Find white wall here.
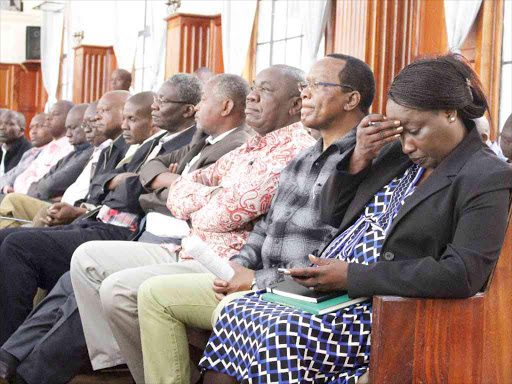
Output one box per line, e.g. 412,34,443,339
0,0,41,63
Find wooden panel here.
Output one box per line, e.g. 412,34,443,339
370,208,512,384
333,0,367,60
72,45,117,104
165,13,223,78
0,61,47,138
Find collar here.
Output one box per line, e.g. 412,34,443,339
245,122,304,150
73,142,91,152
141,129,165,145
207,127,237,145
93,139,112,154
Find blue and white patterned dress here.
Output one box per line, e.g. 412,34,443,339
199,165,424,383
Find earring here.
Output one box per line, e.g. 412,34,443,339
449,117,456,123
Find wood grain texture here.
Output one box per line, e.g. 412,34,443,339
72,45,117,104
0,61,47,137
370,208,512,384
164,13,223,78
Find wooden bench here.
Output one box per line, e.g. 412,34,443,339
369,208,512,384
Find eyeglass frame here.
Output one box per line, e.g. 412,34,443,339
298,80,355,93
153,94,193,106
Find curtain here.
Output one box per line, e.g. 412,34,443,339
221,0,258,75
41,10,64,111
112,0,145,71
444,0,483,53
294,0,331,69
147,1,168,91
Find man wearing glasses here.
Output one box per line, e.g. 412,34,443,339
0,77,200,351
134,54,377,383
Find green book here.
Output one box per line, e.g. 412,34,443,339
262,292,370,315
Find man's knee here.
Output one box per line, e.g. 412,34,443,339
70,241,99,279
99,272,138,319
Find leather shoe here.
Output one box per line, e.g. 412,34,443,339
0,349,18,384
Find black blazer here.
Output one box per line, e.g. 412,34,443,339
98,126,197,215
321,124,512,299
1,136,32,173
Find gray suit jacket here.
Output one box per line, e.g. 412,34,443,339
139,125,252,215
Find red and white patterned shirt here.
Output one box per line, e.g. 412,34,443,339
165,122,316,260
13,136,74,194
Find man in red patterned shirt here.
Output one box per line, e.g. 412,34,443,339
70,65,315,383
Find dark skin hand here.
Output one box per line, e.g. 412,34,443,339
107,172,138,190
149,163,179,190
41,202,87,226
288,254,349,292
212,261,255,301
349,114,403,174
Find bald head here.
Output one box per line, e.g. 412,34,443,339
122,91,159,145
500,113,512,160
96,91,131,140
47,100,75,139
111,69,132,91
30,113,52,147
474,116,491,144
65,104,89,146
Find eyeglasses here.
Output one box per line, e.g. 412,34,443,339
153,95,191,106
298,80,355,93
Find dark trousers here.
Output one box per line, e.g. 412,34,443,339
2,272,91,384
0,221,132,345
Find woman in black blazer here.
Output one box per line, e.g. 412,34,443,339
200,54,512,384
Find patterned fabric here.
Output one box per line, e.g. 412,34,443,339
166,123,315,260
0,147,42,190
231,129,357,289
96,205,139,231
200,165,423,384
13,136,73,194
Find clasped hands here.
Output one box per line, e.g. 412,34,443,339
212,255,349,301
41,202,86,226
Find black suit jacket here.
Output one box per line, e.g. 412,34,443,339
1,136,32,173
321,124,512,299
97,126,197,215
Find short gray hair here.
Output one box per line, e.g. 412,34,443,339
270,64,306,97
210,74,251,112
167,73,202,105
1,110,26,130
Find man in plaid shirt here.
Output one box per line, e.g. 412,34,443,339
134,54,378,383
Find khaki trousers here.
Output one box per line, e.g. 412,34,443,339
138,273,250,384
0,193,51,229
69,240,211,384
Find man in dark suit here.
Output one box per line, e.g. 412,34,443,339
0,75,201,350
0,74,248,384
0,110,32,176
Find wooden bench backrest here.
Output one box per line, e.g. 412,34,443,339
370,207,512,384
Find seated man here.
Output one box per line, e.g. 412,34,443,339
474,115,508,162
0,110,32,176
70,64,315,383
11,101,75,195
0,73,251,384
0,114,51,195
0,104,92,229
0,78,200,346
499,113,512,162
130,54,374,383
110,69,132,91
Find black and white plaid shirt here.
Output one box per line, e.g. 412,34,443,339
231,128,357,288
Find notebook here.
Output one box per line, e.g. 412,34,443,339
267,279,345,303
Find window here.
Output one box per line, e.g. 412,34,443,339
499,0,511,130
60,5,73,101
133,23,153,93
255,0,324,74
